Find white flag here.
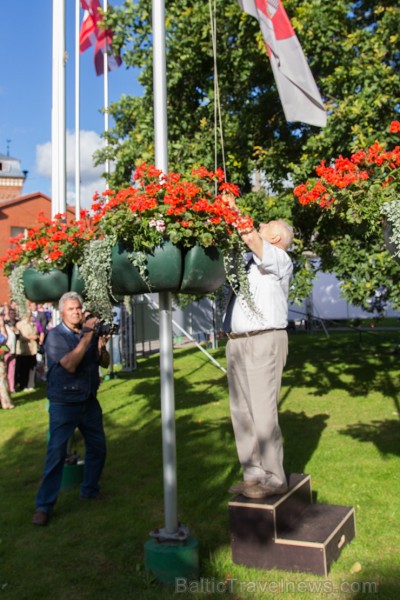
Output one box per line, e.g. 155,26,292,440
238,0,327,127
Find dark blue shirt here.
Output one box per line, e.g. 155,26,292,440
45,322,100,403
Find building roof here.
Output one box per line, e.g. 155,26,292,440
0,191,75,215
0,154,26,179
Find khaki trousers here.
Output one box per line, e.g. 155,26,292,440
0,362,13,409
226,329,288,486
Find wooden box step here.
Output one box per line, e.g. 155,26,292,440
273,504,356,576
229,474,356,576
229,473,312,541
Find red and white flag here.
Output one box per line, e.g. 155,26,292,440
238,0,326,127
80,0,122,76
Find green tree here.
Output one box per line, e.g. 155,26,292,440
99,0,400,309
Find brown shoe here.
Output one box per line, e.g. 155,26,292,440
32,509,50,526
228,480,259,494
242,483,289,499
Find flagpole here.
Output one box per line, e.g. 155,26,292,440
59,0,66,215
152,0,179,538
144,5,199,582
101,0,116,380
75,0,81,219
52,0,66,217
51,0,59,217
103,0,110,187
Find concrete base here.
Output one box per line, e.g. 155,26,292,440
144,535,199,585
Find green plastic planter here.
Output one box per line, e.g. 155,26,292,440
179,244,226,294
111,241,183,296
144,536,199,585
61,461,85,491
23,268,69,303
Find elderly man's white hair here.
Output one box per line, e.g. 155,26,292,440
275,220,294,250
58,291,83,313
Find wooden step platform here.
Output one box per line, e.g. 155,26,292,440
229,473,355,576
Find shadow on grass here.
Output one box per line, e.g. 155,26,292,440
0,405,329,547
10,383,48,407
1,337,399,598
339,419,400,457
283,332,400,414
281,410,329,475
118,351,228,412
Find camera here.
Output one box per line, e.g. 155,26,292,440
93,321,119,336
85,312,119,337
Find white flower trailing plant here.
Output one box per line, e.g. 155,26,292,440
381,200,400,258
128,250,149,288
9,265,29,314
78,237,116,323
223,250,262,319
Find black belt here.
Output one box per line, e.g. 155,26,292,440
226,329,282,340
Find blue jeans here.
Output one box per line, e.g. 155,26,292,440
36,397,106,512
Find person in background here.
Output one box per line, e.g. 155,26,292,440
30,302,50,335
31,310,46,383
0,315,14,409
15,310,39,392
3,308,17,394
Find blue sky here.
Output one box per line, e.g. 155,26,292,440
0,0,142,208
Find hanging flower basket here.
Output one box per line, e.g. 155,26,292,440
23,267,69,302
0,164,255,320
179,244,226,294
111,240,183,296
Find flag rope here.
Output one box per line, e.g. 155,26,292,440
208,0,227,185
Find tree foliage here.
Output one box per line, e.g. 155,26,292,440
100,0,400,310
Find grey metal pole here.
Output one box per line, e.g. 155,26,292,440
51,0,66,217
158,291,178,533
152,0,178,535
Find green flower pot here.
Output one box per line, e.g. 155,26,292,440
61,461,84,491
23,268,69,302
179,244,226,294
111,241,183,296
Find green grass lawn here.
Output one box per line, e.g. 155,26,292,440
0,329,399,599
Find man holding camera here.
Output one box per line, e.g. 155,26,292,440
33,292,109,526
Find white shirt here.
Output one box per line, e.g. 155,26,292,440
226,241,293,334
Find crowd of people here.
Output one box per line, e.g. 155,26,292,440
0,301,53,409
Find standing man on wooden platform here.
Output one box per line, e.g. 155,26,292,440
224,208,294,499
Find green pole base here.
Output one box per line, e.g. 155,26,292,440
144,536,199,586
104,372,118,381
60,462,84,491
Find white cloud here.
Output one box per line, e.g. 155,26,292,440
36,129,108,210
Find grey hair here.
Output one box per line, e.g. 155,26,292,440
58,291,83,313
276,220,294,250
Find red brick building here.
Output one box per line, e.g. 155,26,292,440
0,153,73,304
